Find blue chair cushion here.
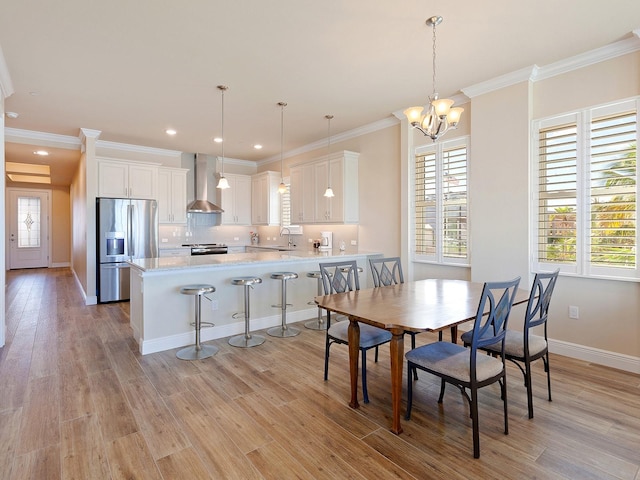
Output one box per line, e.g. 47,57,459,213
406,341,504,383
328,320,392,349
461,330,547,358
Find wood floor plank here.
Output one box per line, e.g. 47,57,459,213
10,445,61,480
246,440,317,480
60,414,112,480
88,369,139,442
122,376,191,460
105,431,163,480
58,360,94,422
16,375,60,455
0,407,23,480
155,447,212,479
164,390,264,479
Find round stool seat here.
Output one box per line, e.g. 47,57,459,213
177,284,217,361
271,272,298,281
339,266,363,273
232,276,262,287
180,284,216,296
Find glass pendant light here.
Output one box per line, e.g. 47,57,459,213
277,102,287,194
323,114,335,198
216,85,230,189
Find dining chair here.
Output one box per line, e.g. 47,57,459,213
319,260,392,404
405,276,521,458
369,257,420,381
461,269,559,419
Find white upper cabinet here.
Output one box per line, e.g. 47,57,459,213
251,171,281,226
221,174,252,225
289,163,315,224
98,159,158,199
290,151,359,224
157,167,188,224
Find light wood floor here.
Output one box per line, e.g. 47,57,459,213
1,268,639,479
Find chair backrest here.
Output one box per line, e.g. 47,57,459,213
369,257,404,287
524,269,559,334
319,260,360,295
468,277,521,374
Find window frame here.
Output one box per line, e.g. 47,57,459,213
411,135,470,266
531,97,639,281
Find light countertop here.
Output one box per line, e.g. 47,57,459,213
129,249,380,273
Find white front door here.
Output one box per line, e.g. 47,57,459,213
7,188,50,269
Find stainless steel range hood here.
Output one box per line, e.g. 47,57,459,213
187,153,224,213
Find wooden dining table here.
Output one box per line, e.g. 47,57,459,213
315,278,530,435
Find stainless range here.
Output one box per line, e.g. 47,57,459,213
182,243,228,255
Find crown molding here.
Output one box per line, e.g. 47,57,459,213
0,45,14,99
533,33,640,82
213,156,255,167
95,139,182,158
461,30,640,98
256,115,398,167
462,66,539,99
4,127,82,149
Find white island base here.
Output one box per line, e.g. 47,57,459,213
129,250,381,355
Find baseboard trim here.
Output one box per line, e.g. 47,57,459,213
548,339,640,374
139,307,318,355
452,324,639,374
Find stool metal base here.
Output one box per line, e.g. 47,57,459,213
305,317,328,330
267,325,300,337
176,344,218,361
228,333,266,348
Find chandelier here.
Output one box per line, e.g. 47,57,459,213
216,85,230,189
404,16,463,141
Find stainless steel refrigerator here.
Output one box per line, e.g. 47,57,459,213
96,197,158,303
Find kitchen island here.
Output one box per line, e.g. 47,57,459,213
129,249,381,354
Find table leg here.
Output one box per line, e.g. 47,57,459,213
347,318,360,409
389,328,404,435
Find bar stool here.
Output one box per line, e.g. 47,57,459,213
268,272,300,337
177,284,218,360
305,271,330,330
229,276,265,348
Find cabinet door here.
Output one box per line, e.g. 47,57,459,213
234,175,252,225
314,162,330,222
290,164,314,223
220,178,235,225
251,176,267,224
169,170,187,223
157,169,171,223
128,164,158,199
327,158,344,222
98,161,129,197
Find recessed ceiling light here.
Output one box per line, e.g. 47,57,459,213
166,129,177,135
213,137,223,143
33,150,49,156
7,174,51,184
254,144,263,150
29,91,40,96
5,112,18,119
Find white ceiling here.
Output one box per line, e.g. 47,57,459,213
2,0,640,186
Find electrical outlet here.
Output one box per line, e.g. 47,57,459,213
211,299,219,311
568,306,579,319
161,238,168,243
233,236,239,241
351,240,357,246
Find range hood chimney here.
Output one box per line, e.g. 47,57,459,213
186,153,224,213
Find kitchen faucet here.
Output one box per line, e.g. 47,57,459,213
280,227,293,248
